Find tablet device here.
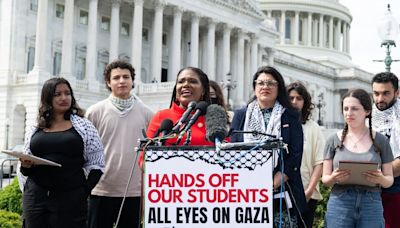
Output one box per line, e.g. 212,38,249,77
338,160,379,187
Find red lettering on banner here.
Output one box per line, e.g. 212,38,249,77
147,174,205,188
208,173,239,187
148,189,183,203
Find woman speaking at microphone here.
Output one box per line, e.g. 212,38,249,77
230,66,307,227
147,67,214,146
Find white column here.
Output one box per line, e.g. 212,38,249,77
266,11,271,18
60,0,74,76
319,14,324,48
307,12,312,46
346,24,350,53
258,46,263,66
313,18,318,46
329,16,333,49
32,0,49,72
294,11,299,45
267,48,275,66
343,22,347,53
335,19,341,51
250,34,258,74
190,13,200,67
206,18,216,80
85,0,98,87
222,24,232,77
0,1,13,71
236,29,244,104
280,11,286,44
168,6,183,81
109,1,120,61
132,0,144,84
151,0,165,82
244,40,250,99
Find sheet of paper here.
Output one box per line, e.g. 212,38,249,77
2,150,62,167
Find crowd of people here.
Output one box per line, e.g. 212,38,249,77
18,59,400,228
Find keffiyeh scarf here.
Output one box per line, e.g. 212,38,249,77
109,94,136,116
243,100,285,142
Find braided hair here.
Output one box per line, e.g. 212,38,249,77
339,89,381,153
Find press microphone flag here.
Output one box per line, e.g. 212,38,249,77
171,101,196,133
205,104,228,143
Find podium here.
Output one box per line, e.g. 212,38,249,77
143,144,283,228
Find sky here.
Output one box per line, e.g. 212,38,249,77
339,0,400,74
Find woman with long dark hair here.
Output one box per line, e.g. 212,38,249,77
287,81,325,228
20,77,104,228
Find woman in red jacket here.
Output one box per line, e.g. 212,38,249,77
147,67,213,146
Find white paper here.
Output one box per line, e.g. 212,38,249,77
1,150,62,167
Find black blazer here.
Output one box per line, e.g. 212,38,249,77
231,107,307,214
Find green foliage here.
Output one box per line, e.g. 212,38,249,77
0,210,21,228
313,182,331,228
0,178,22,215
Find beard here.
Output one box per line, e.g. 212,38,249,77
376,97,397,111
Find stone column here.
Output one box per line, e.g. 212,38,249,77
236,29,244,104
335,19,341,51
346,24,350,53
85,0,98,89
222,24,232,77
280,11,286,44
267,48,275,66
32,0,49,72
168,6,183,81
319,14,324,48
60,0,74,76
329,16,333,49
294,11,299,45
307,12,312,46
244,40,251,99
343,22,347,53
250,34,258,74
190,13,200,67
151,0,165,82
132,0,144,83
206,18,216,80
109,0,120,61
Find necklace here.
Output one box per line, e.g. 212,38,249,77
348,129,369,149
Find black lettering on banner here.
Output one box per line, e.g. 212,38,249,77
148,207,171,223
212,207,230,223
176,207,208,224
235,207,269,223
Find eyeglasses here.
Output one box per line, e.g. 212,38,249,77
254,80,278,88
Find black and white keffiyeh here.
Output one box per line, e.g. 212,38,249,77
243,100,285,142
109,94,136,116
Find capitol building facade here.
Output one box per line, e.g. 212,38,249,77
0,0,373,149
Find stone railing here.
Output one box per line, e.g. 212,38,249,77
137,81,175,95
76,80,89,90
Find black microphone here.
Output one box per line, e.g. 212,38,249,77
176,101,208,144
171,101,197,133
154,119,174,137
205,104,228,143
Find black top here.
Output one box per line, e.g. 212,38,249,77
25,127,85,191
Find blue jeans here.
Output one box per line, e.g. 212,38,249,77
325,188,384,228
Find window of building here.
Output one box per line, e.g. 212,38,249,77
76,57,86,80
30,0,38,11
56,3,65,19
27,47,35,73
142,28,149,41
97,50,109,82
101,17,110,31
285,18,291,39
162,33,167,46
121,22,130,36
161,68,168,82
275,18,280,31
79,10,88,25
53,52,62,76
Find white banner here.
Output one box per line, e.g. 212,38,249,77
144,149,273,228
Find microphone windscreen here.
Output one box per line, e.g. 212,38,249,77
205,104,228,142
159,119,174,135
